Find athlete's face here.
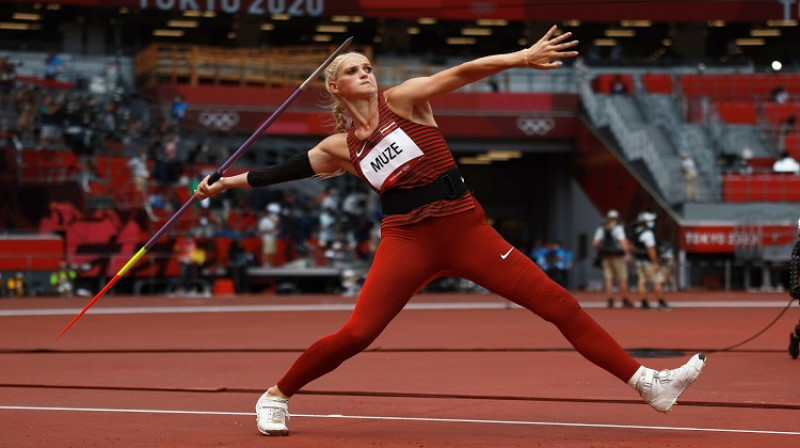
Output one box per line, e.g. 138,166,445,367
331,54,376,98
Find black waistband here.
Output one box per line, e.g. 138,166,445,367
380,165,469,215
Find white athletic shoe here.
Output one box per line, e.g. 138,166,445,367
255,392,290,436
635,353,706,413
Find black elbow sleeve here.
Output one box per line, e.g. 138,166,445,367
247,152,315,187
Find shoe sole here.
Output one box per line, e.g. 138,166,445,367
258,428,289,436
661,353,706,413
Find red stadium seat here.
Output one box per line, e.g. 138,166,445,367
714,101,757,123
591,74,634,94
642,73,672,93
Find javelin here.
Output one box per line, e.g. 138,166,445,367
56,36,354,339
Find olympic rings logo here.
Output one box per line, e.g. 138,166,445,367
198,111,240,131
516,116,556,136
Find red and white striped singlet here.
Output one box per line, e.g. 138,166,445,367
346,91,474,228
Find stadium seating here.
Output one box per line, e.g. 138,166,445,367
680,74,800,124
679,74,800,100
723,173,800,202
19,149,80,184
677,74,800,202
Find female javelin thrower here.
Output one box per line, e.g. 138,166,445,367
195,26,705,436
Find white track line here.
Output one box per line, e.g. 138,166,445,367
0,301,793,317
0,405,798,436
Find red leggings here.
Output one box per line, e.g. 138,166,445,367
277,202,641,396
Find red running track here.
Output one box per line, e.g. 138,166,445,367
1,290,799,447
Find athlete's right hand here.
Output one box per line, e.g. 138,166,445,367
195,175,224,200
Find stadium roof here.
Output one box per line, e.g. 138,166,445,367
1,1,797,68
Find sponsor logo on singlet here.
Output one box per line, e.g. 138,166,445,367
358,126,424,192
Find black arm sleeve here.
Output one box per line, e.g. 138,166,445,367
246,152,315,187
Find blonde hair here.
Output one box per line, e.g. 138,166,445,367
311,52,369,179
324,51,367,134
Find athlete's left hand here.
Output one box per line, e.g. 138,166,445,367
525,25,579,70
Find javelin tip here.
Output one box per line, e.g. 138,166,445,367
56,275,120,339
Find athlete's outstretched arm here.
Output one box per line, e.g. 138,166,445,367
194,133,353,200
390,25,578,105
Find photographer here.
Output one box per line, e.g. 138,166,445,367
592,210,632,308
631,212,670,310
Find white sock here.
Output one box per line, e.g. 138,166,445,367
627,365,647,388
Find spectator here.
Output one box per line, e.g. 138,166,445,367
171,95,187,131
0,56,16,107
44,50,63,80
528,239,549,272
63,97,91,154
164,133,179,158
777,115,796,155
738,158,753,175
771,85,789,104
193,214,218,239
680,153,699,201
37,93,65,149
171,233,208,297
318,185,340,211
258,203,281,266
554,240,573,288
98,100,119,140
611,74,627,94
544,241,561,281
772,151,800,174
341,188,368,228
6,271,25,297
318,205,337,251
50,261,77,297
106,58,121,91
340,268,363,297
324,236,353,265
13,85,36,139
152,134,182,186
128,148,157,221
